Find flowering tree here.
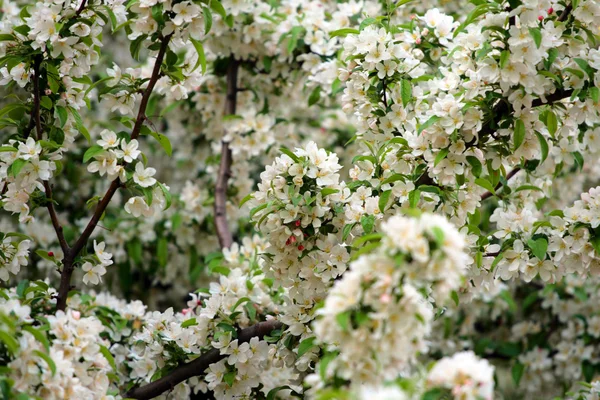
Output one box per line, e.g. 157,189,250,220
1,0,600,398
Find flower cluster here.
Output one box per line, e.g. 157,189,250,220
0,233,30,281
312,212,468,385
0,286,114,400
249,142,350,337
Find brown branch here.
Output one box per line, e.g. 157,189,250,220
30,55,43,140
55,35,173,311
480,167,520,201
43,181,69,253
75,0,88,16
126,319,283,400
214,58,239,250
558,3,572,22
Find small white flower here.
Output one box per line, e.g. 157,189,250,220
133,162,157,188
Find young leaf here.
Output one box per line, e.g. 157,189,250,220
528,27,542,48
297,337,317,357
378,190,391,212
189,37,207,74
513,118,525,150
474,178,495,195
400,79,412,107
527,237,548,260
83,145,105,163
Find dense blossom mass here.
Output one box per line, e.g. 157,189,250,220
1,0,600,399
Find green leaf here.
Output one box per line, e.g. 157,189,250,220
527,237,548,260
400,79,412,107
572,151,584,171
10,159,28,177
22,326,50,352
450,290,459,306
189,37,207,74
33,350,56,376
229,297,251,312
0,146,17,152
336,311,351,331
499,50,510,69
244,302,256,321
320,188,339,197
319,352,336,380
279,147,301,163
297,337,317,357
308,86,321,107
574,58,595,79
590,87,600,103
434,148,449,167
0,330,18,355
534,131,549,163
329,28,359,38
158,183,172,210
239,193,253,208
466,156,482,177
141,126,172,156
514,184,544,193
342,223,355,242
545,110,558,136
475,178,495,195
83,145,105,163
56,106,68,128
418,115,440,134
99,345,117,372
267,386,294,400
359,17,377,31
69,107,91,143
409,189,420,208
378,190,391,212
181,318,198,328
513,118,525,150
40,96,52,110
157,237,168,267
528,27,542,48
210,0,227,18
202,6,213,34
223,370,236,387
360,214,375,234
512,362,525,386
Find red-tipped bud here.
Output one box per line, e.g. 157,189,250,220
48,251,54,257
548,7,553,14
298,245,305,251
538,15,544,21
295,220,301,227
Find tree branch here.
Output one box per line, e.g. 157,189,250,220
75,0,88,16
558,3,572,22
30,55,43,140
126,319,283,400
480,167,520,201
55,34,173,311
214,58,239,250
43,181,69,253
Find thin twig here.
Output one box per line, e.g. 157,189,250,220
126,320,283,400
214,58,239,250
55,35,173,311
